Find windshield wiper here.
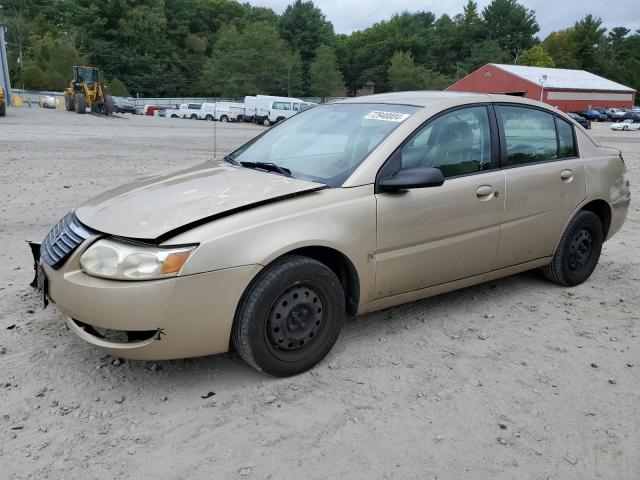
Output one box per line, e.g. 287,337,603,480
223,154,239,166
240,161,293,178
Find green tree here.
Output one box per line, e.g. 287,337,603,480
388,51,450,91
308,45,345,99
482,0,539,61
108,78,130,97
278,0,334,92
517,45,555,67
571,15,606,71
543,29,579,69
200,22,302,98
21,33,86,90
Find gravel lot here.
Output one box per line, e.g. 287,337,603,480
1,108,638,479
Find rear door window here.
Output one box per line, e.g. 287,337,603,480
497,106,557,166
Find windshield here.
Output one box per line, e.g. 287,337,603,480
76,67,97,83
229,103,419,187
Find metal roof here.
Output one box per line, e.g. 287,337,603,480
491,64,635,92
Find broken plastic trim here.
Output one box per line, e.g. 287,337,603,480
72,319,160,344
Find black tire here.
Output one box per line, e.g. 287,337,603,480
190,114,198,120
64,93,74,112
220,115,229,122
205,114,213,121
541,211,603,286
233,255,346,376
262,117,270,127
276,116,285,123
0,102,5,117
92,100,107,115
171,114,178,118
104,95,114,115
75,93,86,114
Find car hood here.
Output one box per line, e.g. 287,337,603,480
75,160,326,240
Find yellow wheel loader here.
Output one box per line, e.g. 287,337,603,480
64,66,114,115
0,86,6,117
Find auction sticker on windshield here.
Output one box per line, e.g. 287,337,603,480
364,111,411,122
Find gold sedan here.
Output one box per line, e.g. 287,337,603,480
33,92,630,376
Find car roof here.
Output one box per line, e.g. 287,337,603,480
336,91,561,110
338,91,489,107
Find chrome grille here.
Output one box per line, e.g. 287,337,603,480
41,211,94,269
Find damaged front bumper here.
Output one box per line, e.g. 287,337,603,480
31,239,261,360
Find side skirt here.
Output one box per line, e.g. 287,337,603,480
357,257,552,315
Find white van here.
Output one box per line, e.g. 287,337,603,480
172,103,202,119
243,96,258,122
215,101,244,122
255,96,305,126
197,101,244,121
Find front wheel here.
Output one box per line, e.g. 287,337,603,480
541,211,603,286
190,114,198,120
232,255,345,376
262,118,270,127
75,93,86,114
220,115,228,122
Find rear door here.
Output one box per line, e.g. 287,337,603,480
375,104,505,298
494,105,586,268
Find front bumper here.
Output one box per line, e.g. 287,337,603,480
40,243,261,360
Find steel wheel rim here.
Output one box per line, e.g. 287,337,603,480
266,284,324,354
568,228,593,271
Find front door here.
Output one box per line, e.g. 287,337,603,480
375,105,505,298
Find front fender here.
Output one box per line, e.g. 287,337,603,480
169,186,378,304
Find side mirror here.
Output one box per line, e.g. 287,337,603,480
378,167,445,193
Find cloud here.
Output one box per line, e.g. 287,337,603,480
244,0,640,38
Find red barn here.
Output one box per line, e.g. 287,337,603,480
447,63,636,112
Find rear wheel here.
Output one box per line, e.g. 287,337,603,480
190,114,198,120
92,100,107,115
541,211,603,286
232,255,345,376
220,115,229,122
104,95,114,115
262,118,270,127
75,93,86,114
276,116,285,123
205,115,213,121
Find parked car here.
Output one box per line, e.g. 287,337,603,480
32,92,630,376
144,105,168,116
610,120,640,131
605,108,627,121
113,97,136,114
255,95,305,126
618,111,640,123
580,109,607,121
173,103,202,119
198,101,244,121
568,112,591,129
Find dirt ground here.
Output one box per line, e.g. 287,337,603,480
1,108,638,479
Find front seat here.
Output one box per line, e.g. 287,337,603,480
423,121,476,177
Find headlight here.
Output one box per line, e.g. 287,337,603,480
80,239,196,280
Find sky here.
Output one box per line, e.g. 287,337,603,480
244,0,640,38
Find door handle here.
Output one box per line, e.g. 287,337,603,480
561,169,574,182
476,185,494,199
